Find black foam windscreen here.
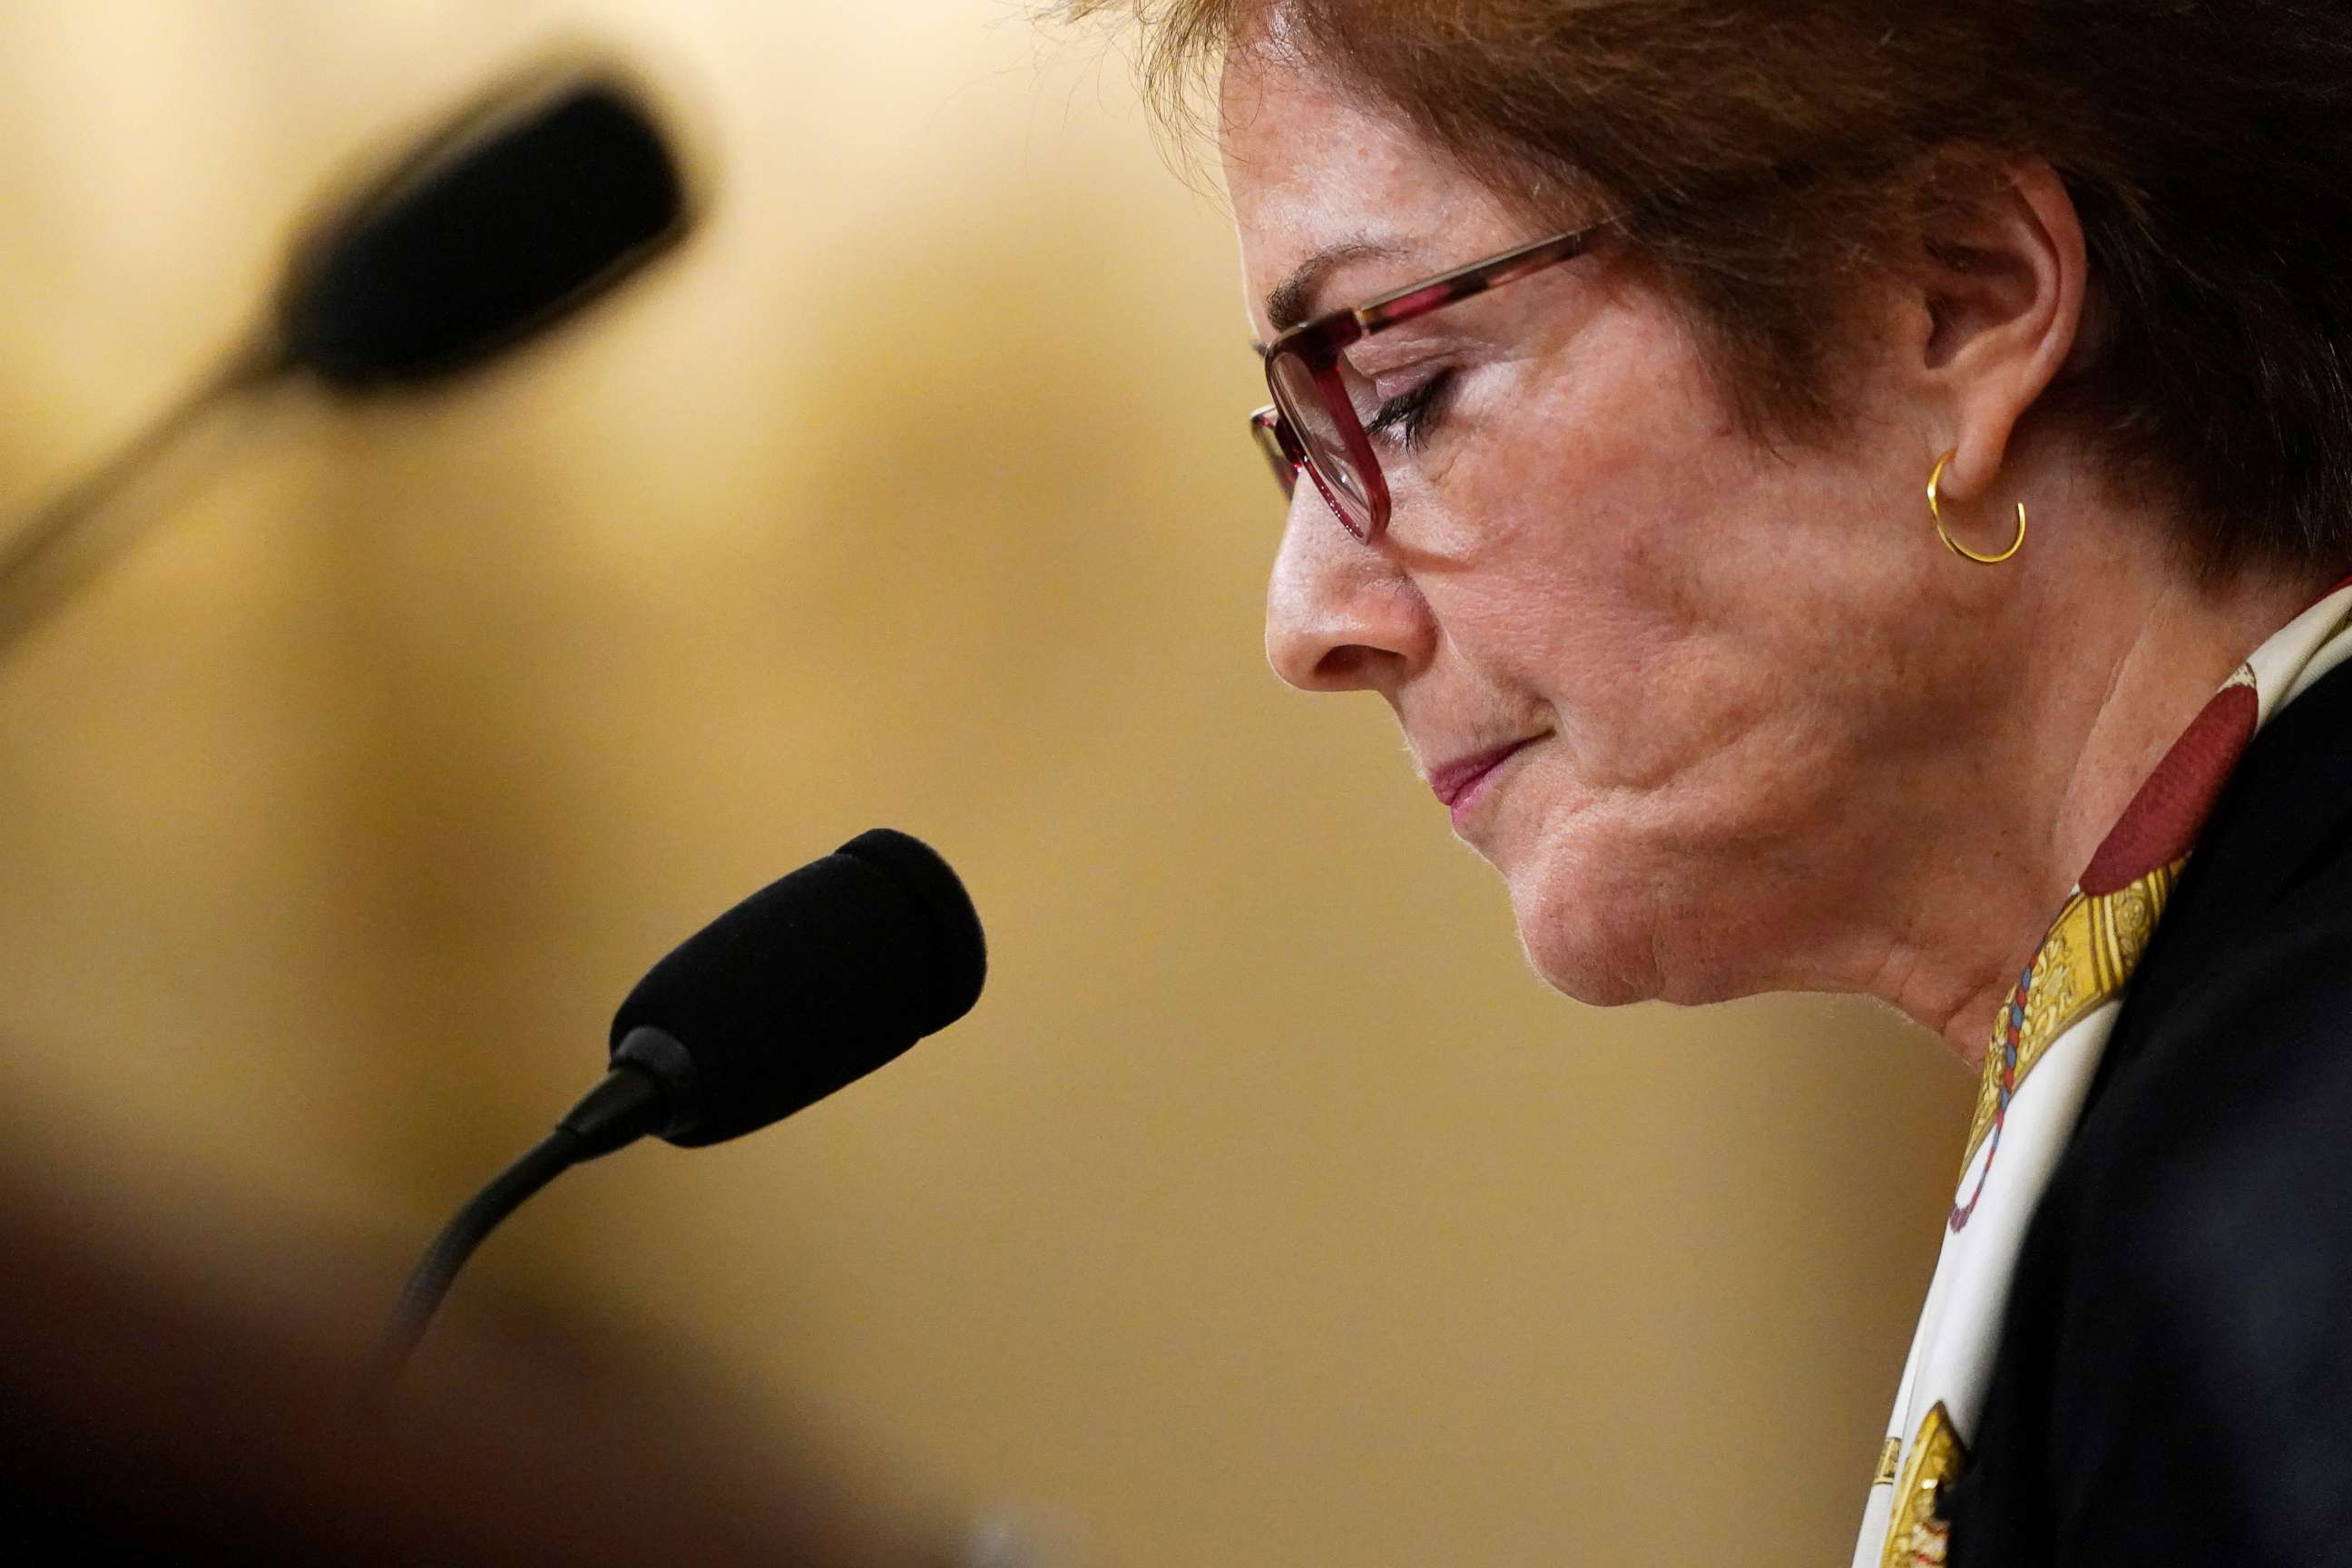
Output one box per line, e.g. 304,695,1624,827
277,72,688,387
608,830,987,1148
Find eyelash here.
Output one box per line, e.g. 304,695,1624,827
1364,370,1458,453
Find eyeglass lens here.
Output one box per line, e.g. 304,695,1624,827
1250,413,1308,500
1267,350,1374,533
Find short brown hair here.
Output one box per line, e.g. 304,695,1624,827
1073,0,2352,580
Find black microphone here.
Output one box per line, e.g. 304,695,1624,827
278,69,690,387
0,59,696,656
376,829,986,1377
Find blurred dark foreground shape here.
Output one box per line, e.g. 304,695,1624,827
0,1171,968,1566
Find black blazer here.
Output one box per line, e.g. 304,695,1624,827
1945,654,2352,1565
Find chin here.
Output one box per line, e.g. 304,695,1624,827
1504,854,1666,1007
1502,834,1749,1009
1519,935,1656,1006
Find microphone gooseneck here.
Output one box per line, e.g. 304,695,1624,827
374,830,986,1377
374,1066,668,1377
0,339,289,660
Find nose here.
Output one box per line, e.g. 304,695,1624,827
1264,487,1435,695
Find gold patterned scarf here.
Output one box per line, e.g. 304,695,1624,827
1851,582,2352,1568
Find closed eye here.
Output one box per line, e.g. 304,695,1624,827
1364,369,1457,453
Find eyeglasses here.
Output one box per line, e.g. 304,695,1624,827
1251,220,1612,543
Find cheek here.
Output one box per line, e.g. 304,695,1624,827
1431,328,1766,766
1424,302,1931,811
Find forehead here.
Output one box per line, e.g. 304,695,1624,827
1219,45,1441,213
1220,44,1518,327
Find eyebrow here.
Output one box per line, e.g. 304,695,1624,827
1259,237,1412,344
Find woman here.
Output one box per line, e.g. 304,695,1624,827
1073,2,2352,1562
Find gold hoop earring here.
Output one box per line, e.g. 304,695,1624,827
1926,450,2026,564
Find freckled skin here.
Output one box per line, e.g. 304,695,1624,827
1224,43,2307,1049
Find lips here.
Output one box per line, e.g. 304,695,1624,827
1427,739,1535,808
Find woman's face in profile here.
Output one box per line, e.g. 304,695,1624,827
1223,46,1984,1010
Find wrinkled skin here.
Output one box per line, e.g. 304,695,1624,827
1225,38,2308,1058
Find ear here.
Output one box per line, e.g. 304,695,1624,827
1910,156,2088,505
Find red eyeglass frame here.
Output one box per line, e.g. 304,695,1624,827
1253,219,1614,542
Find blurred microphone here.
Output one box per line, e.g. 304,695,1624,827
0,60,696,655
377,829,987,1377
278,69,688,386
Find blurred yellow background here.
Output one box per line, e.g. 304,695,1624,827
0,3,1974,1562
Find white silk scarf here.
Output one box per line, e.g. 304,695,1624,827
1851,582,2352,1568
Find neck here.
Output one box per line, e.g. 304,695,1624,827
1869,534,2311,1067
